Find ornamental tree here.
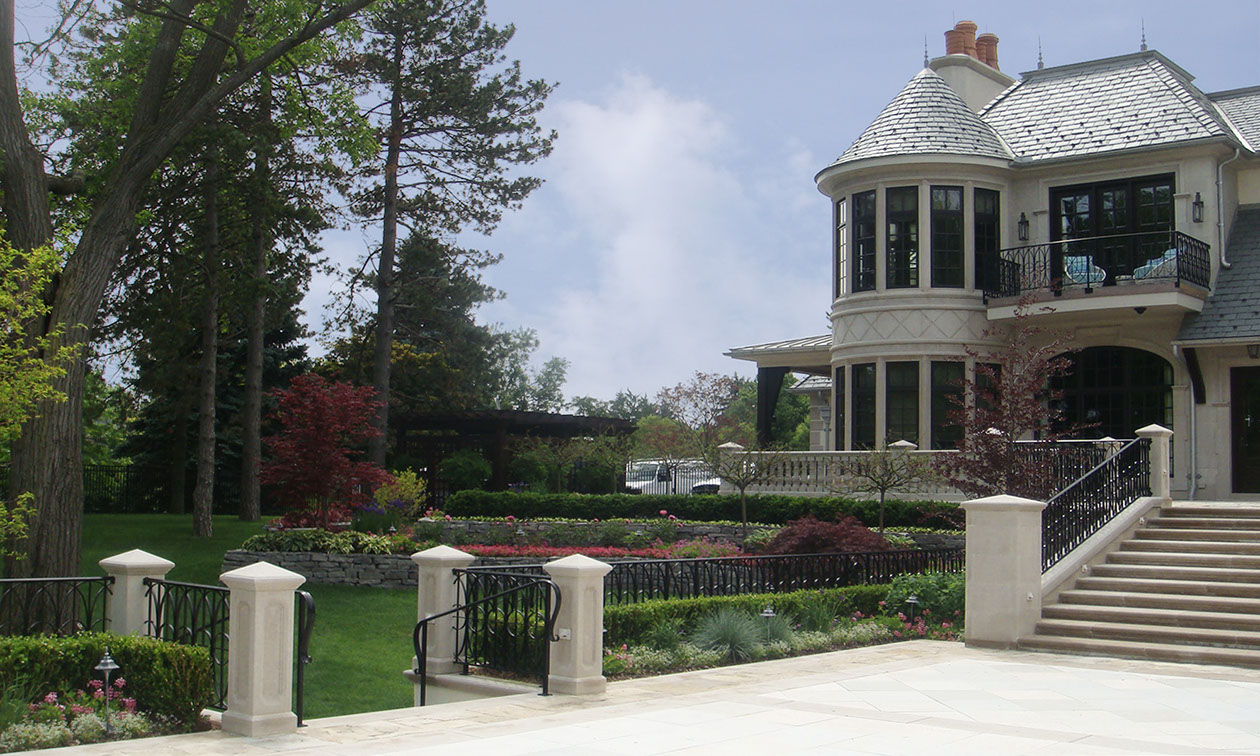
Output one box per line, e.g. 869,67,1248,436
261,374,392,529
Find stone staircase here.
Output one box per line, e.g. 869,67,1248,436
1019,504,1260,667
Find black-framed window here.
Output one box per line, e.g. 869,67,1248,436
931,186,964,288
886,361,919,445
1051,174,1175,283
834,198,847,299
931,361,964,450
852,362,876,449
833,366,845,450
974,188,999,291
852,191,876,292
1052,347,1173,439
887,187,918,288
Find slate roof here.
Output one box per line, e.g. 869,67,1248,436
829,68,1012,166
1178,207,1260,343
1212,87,1260,152
726,334,831,360
980,52,1237,163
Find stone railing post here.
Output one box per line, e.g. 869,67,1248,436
98,549,174,636
960,494,1047,648
1136,424,1173,501
717,442,742,494
220,562,306,737
543,554,612,695
412,546,476,678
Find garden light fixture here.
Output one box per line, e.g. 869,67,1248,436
1192,192,1204,223
1017,212,1030,241
761,606,776,644
95,649,120,733
905,595,920,622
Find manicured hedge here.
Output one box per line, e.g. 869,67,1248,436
446,491,963,530
603,585,888,646
0,634,213,725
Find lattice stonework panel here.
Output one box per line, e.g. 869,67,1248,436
836,306,989,348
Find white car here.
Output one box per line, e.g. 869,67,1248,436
623,460,721,495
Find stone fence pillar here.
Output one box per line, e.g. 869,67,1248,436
960,494,1047,649
543,554,612,695
412,546,475,678
220,562,306,737
99,549,174,636
1136,424,1173,501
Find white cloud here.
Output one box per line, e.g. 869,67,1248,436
504,73,828,400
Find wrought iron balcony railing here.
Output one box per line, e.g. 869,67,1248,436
980,230,1210,301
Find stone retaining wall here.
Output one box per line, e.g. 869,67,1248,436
431,519,750,544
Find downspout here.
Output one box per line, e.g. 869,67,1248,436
1218,147,1241,268
1181,345,1198,500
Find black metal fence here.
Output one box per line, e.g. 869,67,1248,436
1041,437,1151,573
980,230,1210,300
0,577,113,636
145,578,231,710
602,549,965,604
462,548,965,608
413,570,560,705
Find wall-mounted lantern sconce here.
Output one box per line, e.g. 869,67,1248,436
1248,343,1260,360
1192,192,1205,223
1017,212,1030,241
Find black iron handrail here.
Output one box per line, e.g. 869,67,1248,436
1041,437,1151,573
144,578,231,710
981,230,1210,300
412,572,561,706
294,590,315,727
0,576,113,636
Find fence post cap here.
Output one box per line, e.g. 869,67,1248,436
888,440,918,451
220,561,306,591
98,549,174,575
410,544,476,567
1135,424,1173,438
718,442,744,450
961,494,1047,512
544,553,614,578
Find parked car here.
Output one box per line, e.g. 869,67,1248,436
623,459,721,495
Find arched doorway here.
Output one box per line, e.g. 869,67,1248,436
1053,347,1173,438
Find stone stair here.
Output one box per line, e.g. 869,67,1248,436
1019,504,1260,667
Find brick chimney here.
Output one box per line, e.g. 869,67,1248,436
955,20,978,59
945,28,965,55
976,33,999,70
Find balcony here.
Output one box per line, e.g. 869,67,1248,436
980,230,1210,302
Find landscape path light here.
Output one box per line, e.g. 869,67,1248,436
95,649,120,733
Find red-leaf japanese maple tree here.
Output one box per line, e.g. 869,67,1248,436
261,374,393,529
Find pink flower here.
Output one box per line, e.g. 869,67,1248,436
113,678,126,689
445,514,452,521
668,515,676,521
43,693,57,704
506,515,515,522
659,510,667,516
893,630,903,637
593,518,599,522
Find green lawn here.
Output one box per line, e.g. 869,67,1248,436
81,514,416,719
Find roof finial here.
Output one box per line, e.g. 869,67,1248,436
924,36,929,67
1037,38,1044,70
1140,19,1147,51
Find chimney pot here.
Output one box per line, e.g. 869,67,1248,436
976,32,999,70
944,28,965,56
955,20,979,59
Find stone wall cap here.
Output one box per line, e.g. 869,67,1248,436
99,549,175,575
544,553,614,578
1135,424,1173,437
220,561,307,591
961,494,1047,512
410,545,476,566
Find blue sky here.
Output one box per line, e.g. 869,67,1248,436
17,1,1260,401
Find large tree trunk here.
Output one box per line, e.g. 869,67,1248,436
192,150,219,538
240,76,272,522
368,36,405,468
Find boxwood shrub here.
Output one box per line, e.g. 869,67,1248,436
603,585,888,647
0,634,213,726
446,491,962,530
